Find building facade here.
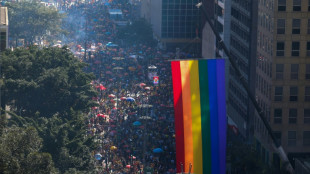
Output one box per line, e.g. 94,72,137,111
271,0,310,161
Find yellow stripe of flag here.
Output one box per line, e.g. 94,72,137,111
189,60,203,174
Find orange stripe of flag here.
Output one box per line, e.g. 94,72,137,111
180,61,194,172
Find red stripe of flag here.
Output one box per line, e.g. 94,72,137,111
171,61,185,172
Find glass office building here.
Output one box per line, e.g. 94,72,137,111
161,0,200,39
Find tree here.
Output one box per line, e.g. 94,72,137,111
7,2,64,45
2,102,97,173
0,46,98,118
0,125,57,173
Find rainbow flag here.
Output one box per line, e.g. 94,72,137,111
171,59,226,174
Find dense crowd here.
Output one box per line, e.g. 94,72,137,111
60,1,181,173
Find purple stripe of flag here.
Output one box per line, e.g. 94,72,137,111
217,59,227,174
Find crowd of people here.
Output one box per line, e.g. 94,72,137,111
59,1,184,173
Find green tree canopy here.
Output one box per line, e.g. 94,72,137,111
0,46,98,118
0,125,57,173
7,2,64,45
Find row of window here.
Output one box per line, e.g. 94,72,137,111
278,0,309,12
231,22,250,42
256,56,272,77
276,41,310,57
256,74,271,98
231,7,251,27
274,131,310,147
274,108,310,124
275,64,310,80
258,31,273,56
277,19,310,35
231,36,250,59
274,86,310,102
259,0,274,10
233,0,251,11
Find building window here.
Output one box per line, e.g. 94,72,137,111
307,64,310,80
278,0,286,11
309,0,310,11
304,109,310,123
276,42,285,56
274,86,283,101
288,131,297,146
292,19,300,34
306,87,310,101
0,32,5,51
308,19,310,34
274,108,282,124
291,64,299,80
293,0,301,11
290,86,298,101
307,42,310,57
276,64,284,80
304,131,310,146
277,19,285,34
292,42,300,56
274,131,282,145
289,108,297,124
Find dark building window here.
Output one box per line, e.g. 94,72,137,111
305,87,310,102
292,19,300,34
278,0,286,11
291,64,299,80
288,131,297,146
274,86,283,101
289,108,297,124
277,19,285,34
0,32,5,51
304,109,310,123
304,131,310,146
291,42,300,56
274,131,282,145
276,64,284,80
309,0,310,11
306,64,310,79
274,108,282,124
293,0,301,11
290,86,298,101
276,42,285,56
308,19,310,34
307,42,310,56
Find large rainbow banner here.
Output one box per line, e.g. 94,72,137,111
171,59,226,174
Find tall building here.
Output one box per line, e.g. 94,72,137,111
271,0,310,161
227,0,258,139
201,0,235,134
142,0,201,52
253,0,274,166
0,7,8,51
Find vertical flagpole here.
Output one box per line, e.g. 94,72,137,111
196,2,294,174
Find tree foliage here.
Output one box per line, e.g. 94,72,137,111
0,125,57,173
0,46,98,117
7,2,64,44
0,46,98,173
